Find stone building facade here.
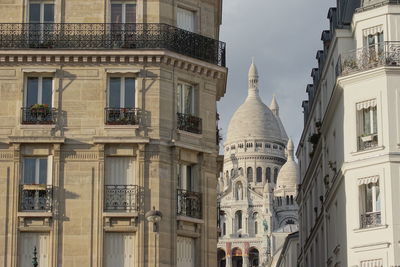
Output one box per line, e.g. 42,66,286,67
0,0,227,266
297,0,400,266
217,61,298,267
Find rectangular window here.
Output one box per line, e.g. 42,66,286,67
105,157,135,185
177,236,195,267
177,7,195,32
19,232,49,267
177,163,201,218
357,100,378,150
26,77,53,108
108,77,135,108
104,233,134,267
177,164,197,192
177,82,195,115
111,2,136,23
359,178,381,228
29,2,54,23
23,158,48,184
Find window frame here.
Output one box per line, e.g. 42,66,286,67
176,6,197,32
109,0,137,23
24,75,54,108
107,75,137,108
27,1,55,23
22,157,50,185
176,81,197,115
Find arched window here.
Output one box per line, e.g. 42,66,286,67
286,196,290,205
286,219,295,225
255,221,258,235
290,195,294,205
223,222,226,236
235,211,242,230
266,167,271,183
231,169,234,178
256,167,262,183
273,168,279,184
247,167,253,181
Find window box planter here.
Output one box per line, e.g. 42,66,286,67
22,184,47,190
361,134,377,142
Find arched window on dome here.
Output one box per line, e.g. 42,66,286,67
273,168,279,184
247,167,253,181
290,195,294,205
286,196,290,205
256,167,262,183
266,167,271,183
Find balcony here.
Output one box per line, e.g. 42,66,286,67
358,134,378,151
105,108,141,125
19,184,53,212
104,185,139,212
177,189,202,219
21,106,56,125
177,112,202,134
360,211,381,228
0,23,226,67
339,42,400,76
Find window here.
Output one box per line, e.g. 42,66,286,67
177,164,197,192
364,31,384,54
290,195,294,205
104,157,136,211
29,1,54,23
108,77,135,108
28,1,54,45
177,163,201,218
104,233,134,267
253,212,259,235
230,169,234,178
265,143,271,148
286,196,290,205
266,167,271,183
247,167,253,181
177,82,196,115
273,168,279,184
25,77,52,108
177,7,195,32
256,167,262,183
177,236,195,267
19,232,49,267
360,178,381,228
357,100,378,150
235,211,242,230
111,1,136,23
238,167,243,176
23,158,48,185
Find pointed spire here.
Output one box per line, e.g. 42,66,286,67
270,94,279,116
248,58,259,97
286,138,294,159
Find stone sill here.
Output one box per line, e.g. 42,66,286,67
104,226,137,232
104,125,140,129
19,124,56,129
103,212,138,218
177,215,204,224
177,129,203,138
351,146,385,156
17,212,53,218
19,226,52,232
353,224,388,233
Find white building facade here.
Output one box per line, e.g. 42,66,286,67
297,0,400,266
217,61,299,267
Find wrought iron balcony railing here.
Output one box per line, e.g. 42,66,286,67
21,107,56,124
358,134,378,151
177,189,202,219
360,211,381,228
177,112,202,134
104,185,139,212
105,107,141,125
339,42,400,76
19,184,53,212
0,23,226,67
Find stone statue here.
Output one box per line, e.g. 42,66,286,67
237,184,243,200
263,219,268,232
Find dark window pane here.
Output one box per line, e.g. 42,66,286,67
44,4,54,22
42,78,52,107
29,4,41,23
27,77,39,107
109,78,121,108
126,4,136,23
39,159,47,184
23,158,36,184
111,4,122,23
124,78,135,108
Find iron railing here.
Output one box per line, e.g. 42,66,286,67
0,23,226,67
21,107,56,124
105,108,141,125
360,211,381,228
177,189,202,219
339,42,400,76
358,134,378,151
19,184,53,211
177,112,202,134
104,185,139,212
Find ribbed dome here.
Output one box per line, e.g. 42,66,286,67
276,139,299,189
225,60,284,144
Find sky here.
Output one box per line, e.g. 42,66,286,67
218,0,335,149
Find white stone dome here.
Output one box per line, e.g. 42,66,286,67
225,61,284,144
276,139,299,189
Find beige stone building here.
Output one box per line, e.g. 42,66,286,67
0,0,227,266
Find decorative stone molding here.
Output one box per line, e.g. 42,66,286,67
61,151,98,161
0,151,13,161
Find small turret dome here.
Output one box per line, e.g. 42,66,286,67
276,139,299,189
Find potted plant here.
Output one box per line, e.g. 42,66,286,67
30,103,50,114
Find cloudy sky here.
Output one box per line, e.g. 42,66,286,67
218,0,335,149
